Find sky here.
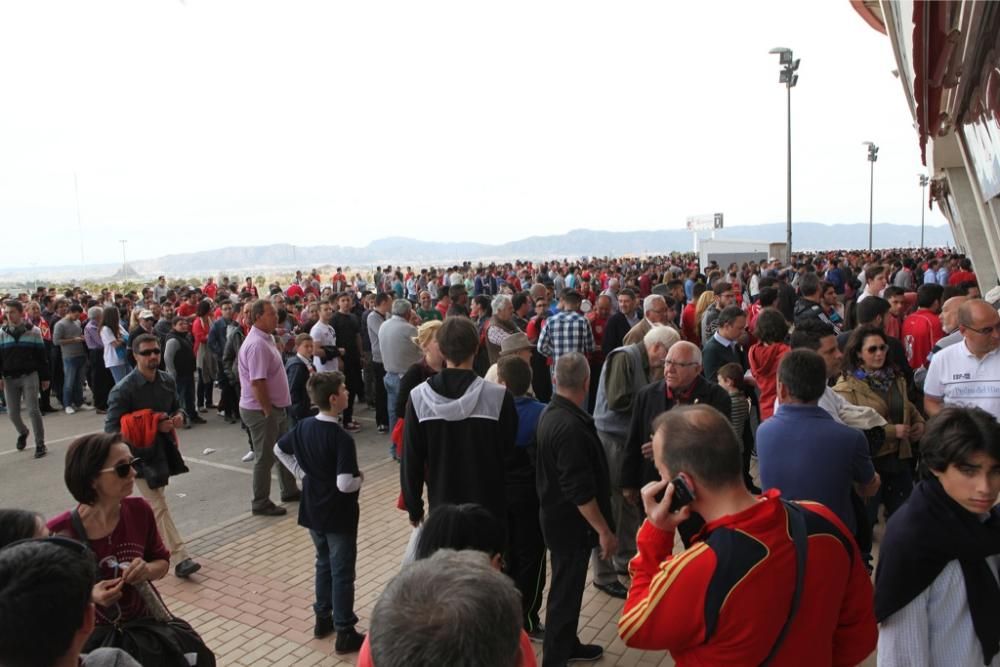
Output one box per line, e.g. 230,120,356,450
0,0,946,268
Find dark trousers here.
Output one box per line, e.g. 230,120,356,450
196,375,214,409
342,355,361,425
867,455,914,526
505,489,546,633
372,361,388,427
217,372,238,418
88,348,112,410
542,543,590,667
49,345,64,407
309,529,359,631
176,373,197,418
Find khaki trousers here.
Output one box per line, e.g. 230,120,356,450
135,478,190,563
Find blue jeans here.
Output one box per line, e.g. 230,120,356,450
61,355,85,408
309,530,359,630
175,373,197,418
109,364,129,385
384,371,404,457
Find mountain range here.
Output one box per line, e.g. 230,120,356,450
1,222,954,284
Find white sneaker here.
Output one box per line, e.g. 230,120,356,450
65,407,76,415
241,451,255,462
76,404,94,411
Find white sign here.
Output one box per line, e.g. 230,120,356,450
686,213,724,231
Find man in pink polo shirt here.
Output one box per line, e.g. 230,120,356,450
238,299,299,516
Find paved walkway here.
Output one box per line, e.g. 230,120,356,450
155,453,686,666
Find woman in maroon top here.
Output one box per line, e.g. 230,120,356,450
48,432,171,626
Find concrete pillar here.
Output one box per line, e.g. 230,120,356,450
944,166,1000,288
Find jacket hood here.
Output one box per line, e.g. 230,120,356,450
793,297,821,318
421,369,491,421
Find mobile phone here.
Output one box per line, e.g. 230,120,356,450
667,476,695,513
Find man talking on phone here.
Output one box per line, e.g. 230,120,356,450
618,405,877,665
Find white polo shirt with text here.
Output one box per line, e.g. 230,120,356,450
923,340,1000,418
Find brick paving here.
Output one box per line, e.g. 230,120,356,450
155,450,876,666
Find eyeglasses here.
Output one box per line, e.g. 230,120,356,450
136,348,161,357
99,458,142,479
966,325,999,336
665,359,700,368
865,344,888,354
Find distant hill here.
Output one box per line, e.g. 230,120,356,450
0,222,954,283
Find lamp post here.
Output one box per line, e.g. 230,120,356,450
119,239,128,277
769,47,800,264
862,141,878,250
919,174,930,248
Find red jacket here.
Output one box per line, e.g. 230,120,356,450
748,342,789,422
619,491,877,666
901,309,942,369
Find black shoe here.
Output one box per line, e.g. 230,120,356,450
190,415,207,425
16,431,28,451
174,558,202,578
334,628,365,655
280,492,301,503
593,581,628,599
314,615,334,639
34,444,47,459
527,624,545,643
568,643,604,663
251,504,287,517
40,406,57,414
377,424,388,434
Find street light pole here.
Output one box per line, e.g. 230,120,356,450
119,239,128,276
770,48,800,264
862,141,879,251
919,174,930,248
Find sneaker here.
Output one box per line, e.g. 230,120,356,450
251,504,287,517
377,424,388,434
174,558,202,578
217,410,226,417
314,615,334,639
334,628,365,655
527,625,545,643
197,406,208,413
241,450,255,462
344,422,362,433
34,444,47,459
75,404,94,411
65,407,76,415
16,431,29,451
568,643,603,663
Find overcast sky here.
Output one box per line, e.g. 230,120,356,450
0,0,945,267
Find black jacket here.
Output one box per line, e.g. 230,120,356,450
622,377,732,490
285,356,316,422
401,369,517,528
536,394,615,550
701,336,745,383
165,332,196,378
602,311,632,356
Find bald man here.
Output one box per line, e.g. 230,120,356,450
923,295,969,366
924,299,1000,418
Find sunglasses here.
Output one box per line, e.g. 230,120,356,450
99,458,142,479
865,344,888,354
136,348,161,357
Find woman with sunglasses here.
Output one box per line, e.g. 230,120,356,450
47,432,170,626
834,324,925,526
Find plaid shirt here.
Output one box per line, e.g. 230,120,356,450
537,310,594,363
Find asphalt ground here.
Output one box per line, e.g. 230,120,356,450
0,394,392,538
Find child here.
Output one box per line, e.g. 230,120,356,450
274,371,365,655
496,355,547,641
285,333,317,427
717,362,750,441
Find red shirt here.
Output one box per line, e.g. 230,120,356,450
203,282,217,299
748,342,790,421
680,302,699,344
948,269,976,286
48,497,171,625
176,302,197,318
286,283,304,300
586,312,609,364
901,309,943,369
619,491,877,666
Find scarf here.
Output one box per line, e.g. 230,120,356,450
874,476,1000,663
853,366,895,395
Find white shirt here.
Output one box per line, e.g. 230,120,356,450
924,340,1000,418
100,326,126,368
878,557,1000,667
309,321,340,373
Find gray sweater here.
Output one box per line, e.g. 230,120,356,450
53,317,86,358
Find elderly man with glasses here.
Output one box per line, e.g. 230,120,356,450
105,333,201,579
924,299,1000,419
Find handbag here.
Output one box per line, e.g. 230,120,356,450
70,509,216,667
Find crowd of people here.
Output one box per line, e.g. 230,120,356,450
3,246,1000,666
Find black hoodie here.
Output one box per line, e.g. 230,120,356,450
401,368,517,530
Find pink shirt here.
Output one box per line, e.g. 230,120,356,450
238,325,291,410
